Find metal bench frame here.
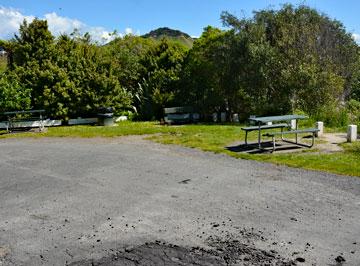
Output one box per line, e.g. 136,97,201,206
241,123,288,145
263,128,320,152
3,110,45,133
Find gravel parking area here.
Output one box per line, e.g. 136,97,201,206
0,137,359,265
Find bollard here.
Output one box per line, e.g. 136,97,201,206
212,112,218,122
315,121,324,137
233,113,239,123
347,125,357,142
220,112,226,122
290,119,297,130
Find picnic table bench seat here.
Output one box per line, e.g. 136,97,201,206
3,109,45,132
263,128,319,152
164,106,199,125
241,123,288,145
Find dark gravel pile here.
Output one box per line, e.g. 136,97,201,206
69,239,295,266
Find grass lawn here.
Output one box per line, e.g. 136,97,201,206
1,121,359,177
0,56,7,73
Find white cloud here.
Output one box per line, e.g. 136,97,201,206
0,7,34,39
44,12,84,36
125,27,133,35
0,6,137,43
352,33,360,43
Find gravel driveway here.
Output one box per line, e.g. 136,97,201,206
0,137,359,265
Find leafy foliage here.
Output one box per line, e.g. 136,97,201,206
0,5,359,125
179,5,360,120
137,39,187,119
0,73,31,112
6,19,131,119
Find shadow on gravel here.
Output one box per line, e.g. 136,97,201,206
69,239,296,266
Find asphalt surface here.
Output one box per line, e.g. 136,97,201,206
0,137,359,265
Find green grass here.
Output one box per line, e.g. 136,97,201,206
0,122,170,139
1,121,359,177
0,56,7,73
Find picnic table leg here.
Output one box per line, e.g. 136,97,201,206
39,113,44,131
295,119,298,144
8,116,12,133
272,135,276,152
258,123,261,149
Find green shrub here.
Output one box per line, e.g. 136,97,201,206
310,103,348,128
347,99,360,125
0,73,31,113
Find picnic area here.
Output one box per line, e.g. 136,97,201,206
1,2,360,266
1,134,359,265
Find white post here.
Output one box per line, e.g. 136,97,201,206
315,121,324,137
249,115,256,125
232,113,239,123
212,112,218,122
347,125,357,142
290,119,297,130
220,112,226,122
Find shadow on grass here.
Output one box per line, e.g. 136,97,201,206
226,141,303,154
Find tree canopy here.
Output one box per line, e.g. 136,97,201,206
0,5,359,125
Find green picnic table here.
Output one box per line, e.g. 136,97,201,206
2,109,46,132
245,114,318,151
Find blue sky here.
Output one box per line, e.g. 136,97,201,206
1,0,359,42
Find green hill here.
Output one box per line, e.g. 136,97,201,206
142,27,194,48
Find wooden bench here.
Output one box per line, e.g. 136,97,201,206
263,128,319,152
3,110,45,133
241,123,288,145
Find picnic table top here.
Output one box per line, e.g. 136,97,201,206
2,109,45,115
248,114,308,123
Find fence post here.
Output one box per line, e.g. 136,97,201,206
315,121,324,137
232,113,239,123
290,119,296,130
347,125,357,142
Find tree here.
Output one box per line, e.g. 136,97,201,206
137,39,187,119
6,19,132,119
218,5,359,116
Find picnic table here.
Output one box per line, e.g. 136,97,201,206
3,109,45,132
243,114,319,151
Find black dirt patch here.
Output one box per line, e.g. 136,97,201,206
335,255,346,263
178,179,191,184
295,257,305,263
69,240,295,266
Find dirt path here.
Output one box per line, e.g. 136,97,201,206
317,133,347,152
0,137,359,265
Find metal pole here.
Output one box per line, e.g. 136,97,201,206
258,122,261,149
295,119,298,143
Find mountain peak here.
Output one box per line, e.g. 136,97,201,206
143,27,191,39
